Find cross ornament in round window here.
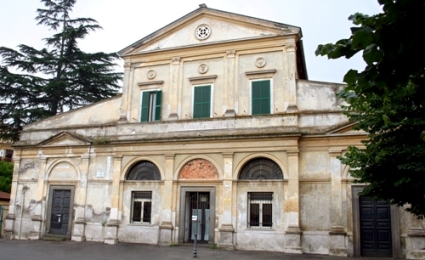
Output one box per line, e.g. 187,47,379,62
195,24,211,40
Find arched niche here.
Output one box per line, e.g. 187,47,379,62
178,159,219,179
48,160,79,181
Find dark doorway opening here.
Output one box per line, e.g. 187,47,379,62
185,192,210,244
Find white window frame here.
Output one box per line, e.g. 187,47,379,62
131,191,152,224
140,89,160,122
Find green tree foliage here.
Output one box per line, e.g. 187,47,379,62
316,0,425,217
0,0,122,142
0,160,13,193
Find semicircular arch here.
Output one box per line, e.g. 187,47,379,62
46,159,81,181
175,155,222,180
234,153,286,180
121,157,164,181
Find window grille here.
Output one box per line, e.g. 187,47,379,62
248,192,273,228
239,158,283,180
127,161,161,180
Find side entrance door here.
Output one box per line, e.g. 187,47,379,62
360,196,392,257
47,186,74,237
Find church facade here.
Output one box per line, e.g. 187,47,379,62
4,5,425,259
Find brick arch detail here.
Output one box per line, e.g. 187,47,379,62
178,158,219,179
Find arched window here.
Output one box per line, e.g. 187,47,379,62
126,161,161,180
239,158,283,180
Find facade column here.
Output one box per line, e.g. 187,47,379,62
71,154,90,242
169,57,181,120
104,155,122,245
28,157,47,240
118,62,132,123
218,152,234,249
159,154,175,245
4,155,21,239
329,149,347,256
224,50,236,117
285,43,298,112
284,150,302,254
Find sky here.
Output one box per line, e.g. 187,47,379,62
0,0,382,84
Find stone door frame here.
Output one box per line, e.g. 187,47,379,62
352,185,401,258
45,185,75,239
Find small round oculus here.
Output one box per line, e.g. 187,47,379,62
195,25,211,40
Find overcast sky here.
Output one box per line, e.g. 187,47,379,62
0,0,382,84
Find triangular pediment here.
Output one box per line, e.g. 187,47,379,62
37,132,91,147
327,122,366,135
119,6,301,55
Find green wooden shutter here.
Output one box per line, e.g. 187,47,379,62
140,91,150,122
193,85,211,118
252,80,270,115
154,90,162,121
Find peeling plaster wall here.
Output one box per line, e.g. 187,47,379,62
9,7,425,258
235,181,286,251
24,96,121,130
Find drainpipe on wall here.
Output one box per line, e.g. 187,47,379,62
18,186,29,240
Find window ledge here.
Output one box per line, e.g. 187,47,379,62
128,223,155,227
245,228,276,231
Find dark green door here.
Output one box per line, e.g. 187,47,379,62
360,196,392,257
49,189,71,235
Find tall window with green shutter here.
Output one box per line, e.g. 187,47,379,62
193,85,211,119
140,90,162,122
251,80,271,115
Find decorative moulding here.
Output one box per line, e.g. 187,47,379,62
245,69,276,80
195,24,211,40
255,57,266,68
138,80,164,87
189,75,217,85
198,64,209,74
147,70,156,79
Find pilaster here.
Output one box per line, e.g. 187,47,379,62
218,153,234,249
284,150,302,254
224,50,236,117
159,154,175,245
169,57,181,120
118,62,132,123
329,149,347,256
71,154,90,242
104,155,122,244
285,43,298,112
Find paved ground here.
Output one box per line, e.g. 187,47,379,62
0,239,392,260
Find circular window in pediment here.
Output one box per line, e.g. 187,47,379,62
195,24,211,40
